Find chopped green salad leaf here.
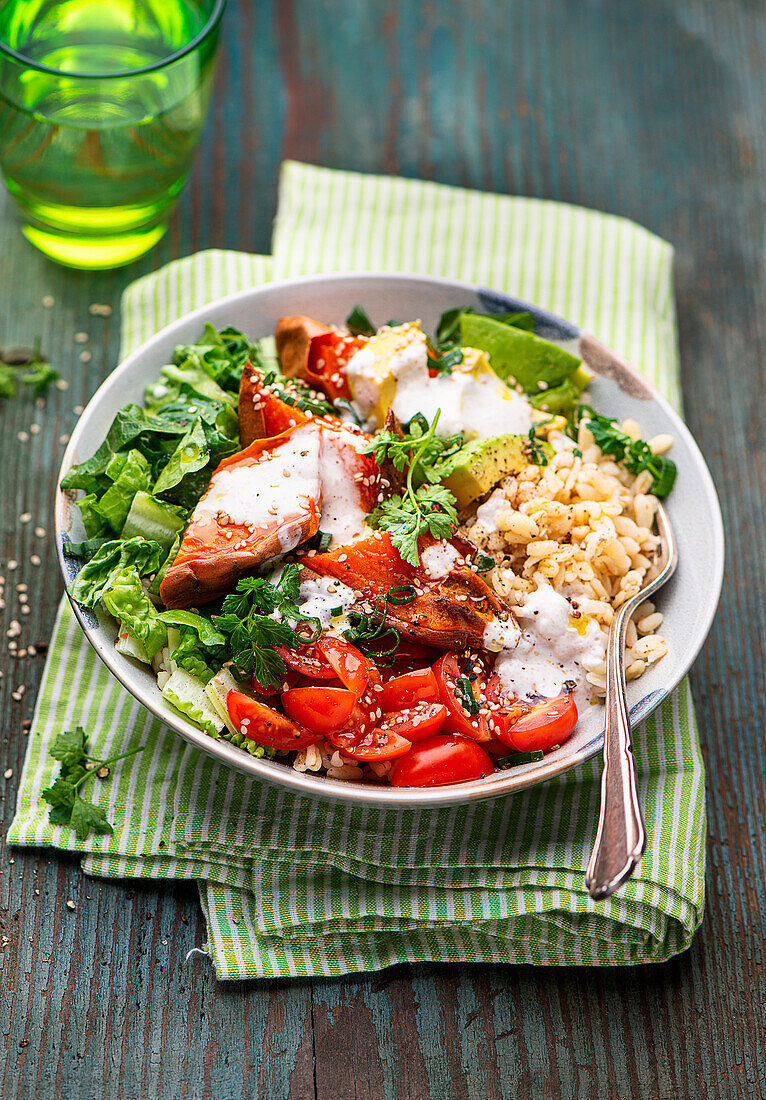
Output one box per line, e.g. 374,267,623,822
69,537,165,609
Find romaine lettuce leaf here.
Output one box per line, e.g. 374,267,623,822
101,566,167,659
94,449,151,532
153,417,209,495
69,537,165,609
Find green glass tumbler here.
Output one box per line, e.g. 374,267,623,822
0,0,226,269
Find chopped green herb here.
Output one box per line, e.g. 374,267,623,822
525,427,550,467
344,591,401,666
426,336,464,374
367,411,460,565
581,407,677,497
475,552,495,573
42,726,143,838
345,304,376,337
333,397,362,424
572,447,583,458
456,676,479,716
212,566,321,687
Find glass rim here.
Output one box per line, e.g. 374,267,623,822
0,0,227,79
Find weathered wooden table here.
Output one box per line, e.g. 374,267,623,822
1,2,763,1096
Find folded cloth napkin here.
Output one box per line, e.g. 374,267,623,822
8,162,705,979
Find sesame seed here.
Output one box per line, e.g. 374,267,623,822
66,899,76,910
21,606,30,615
30,555,41,566
74,332,89,343
80,350,91,363
30,423,40,435
88,302,112,316
34,527,45,538
17,432,29,443
73,405,84,415
42,295,54,308
59,434,70,445
55,379,69,392
19,513,31,524
7,561,17,572
4,768,12,779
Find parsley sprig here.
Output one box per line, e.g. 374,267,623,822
42,726,143,838
212,565,321,687
365,411,461,566
580,407,676,497
0,340,59,399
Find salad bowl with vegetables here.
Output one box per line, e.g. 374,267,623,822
56,273,723,807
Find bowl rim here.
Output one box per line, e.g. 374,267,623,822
55,270,725,808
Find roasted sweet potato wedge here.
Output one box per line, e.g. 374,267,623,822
274,316,366,401
238,364,310,447
298,532,517,652
160,424,322,609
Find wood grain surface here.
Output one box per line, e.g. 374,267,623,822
1,1,763,1097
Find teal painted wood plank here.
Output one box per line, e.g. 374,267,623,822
1,0,765,1097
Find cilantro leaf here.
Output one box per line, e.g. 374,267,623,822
365,410,460,565
582,408,676,497
212,568,321,686
70,797,113,839
42,727,142,837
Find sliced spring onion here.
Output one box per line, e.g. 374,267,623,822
456,676,479,715
386,584,417,605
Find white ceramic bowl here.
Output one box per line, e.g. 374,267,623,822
55,273,724,807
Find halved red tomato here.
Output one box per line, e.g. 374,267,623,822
281,686,356,736
316,636,380,695
389,735,494,787
382,668,440,712
374,702,447,742
433,653,491,742
226,690,320,750
498,693,578,752
276,643,337,680
482,673,534,748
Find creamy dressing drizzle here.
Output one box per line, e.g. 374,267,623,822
318,427,371,548
475,488,513,533
198,424,320,529
347,335,533,440
420,541,461,579
492,585,605,713
298,575,357,632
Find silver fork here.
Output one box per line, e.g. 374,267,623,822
585,503,678,900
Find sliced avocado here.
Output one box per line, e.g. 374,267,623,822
441,434,553,509
460,313,582,393
529,366,590,414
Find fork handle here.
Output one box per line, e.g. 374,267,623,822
585,605,646,900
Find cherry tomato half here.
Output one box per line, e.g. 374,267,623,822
281,686,356,736
389,735,494,787
433,653,491,742
226,690,320,750
382,668,440,712
374,701,447,743
276,643,337,680
317,636,380,695
500,693,578,753
483,673,534,748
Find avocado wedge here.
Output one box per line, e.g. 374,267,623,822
460,313,582,394
441,433,553,509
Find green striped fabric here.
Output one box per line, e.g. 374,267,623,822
8,162,705,979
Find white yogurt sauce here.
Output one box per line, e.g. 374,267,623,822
298,575,357,629
347,335,533,441
198,424,321,530
318,427,372,548
390,344,533,440
475,489,512,533
420,541,461,579
492,585,605,713
483,617,521,652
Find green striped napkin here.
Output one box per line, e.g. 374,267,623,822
8,162,705,979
